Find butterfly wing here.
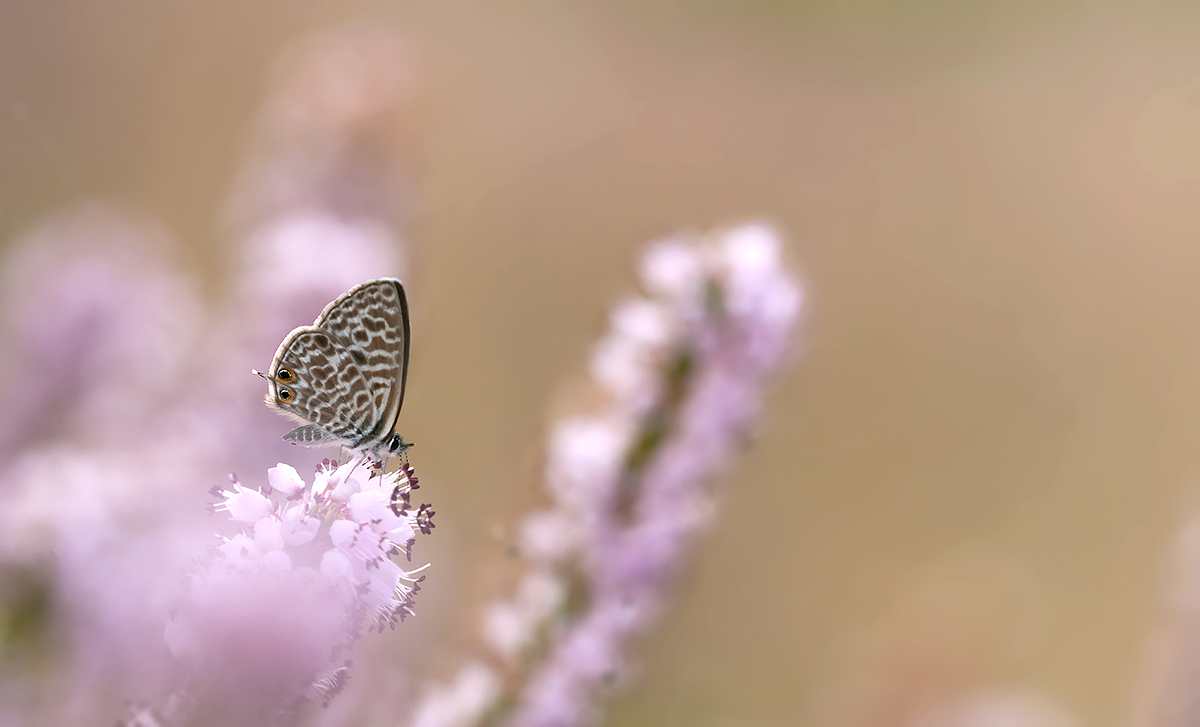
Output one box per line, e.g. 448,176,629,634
266,328,380,447
312,278,410,441
282,424,338,445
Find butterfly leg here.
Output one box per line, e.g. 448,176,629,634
342,451,371,483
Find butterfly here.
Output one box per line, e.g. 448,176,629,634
254,278,412,459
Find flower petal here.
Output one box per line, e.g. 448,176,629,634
267,463,305,496
220,484,272,523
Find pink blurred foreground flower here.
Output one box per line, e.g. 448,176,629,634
410,222,802,727
158,458,432,725
0,23,419,727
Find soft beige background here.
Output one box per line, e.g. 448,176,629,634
5,2,1200,725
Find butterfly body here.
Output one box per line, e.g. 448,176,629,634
257,278,411,458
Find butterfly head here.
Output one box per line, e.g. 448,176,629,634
378,433,413,458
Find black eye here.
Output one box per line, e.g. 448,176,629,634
277,368,294,382
278,388,294,402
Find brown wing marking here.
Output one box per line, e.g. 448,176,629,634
312,277,410,440
266,328,376,445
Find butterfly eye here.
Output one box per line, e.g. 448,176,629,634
276,368,295,382
278,388,294,402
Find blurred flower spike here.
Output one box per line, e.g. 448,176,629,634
163,457,432,722
412,223,802,727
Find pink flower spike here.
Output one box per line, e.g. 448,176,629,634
167,455,437,721
412,222,799,727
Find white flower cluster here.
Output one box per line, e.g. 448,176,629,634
411,223,801,727
165,459,432,715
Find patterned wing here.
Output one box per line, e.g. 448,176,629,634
311,278,410,441
282,424,338,445
265,328,381,448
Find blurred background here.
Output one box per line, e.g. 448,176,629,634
4,1,1200,725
